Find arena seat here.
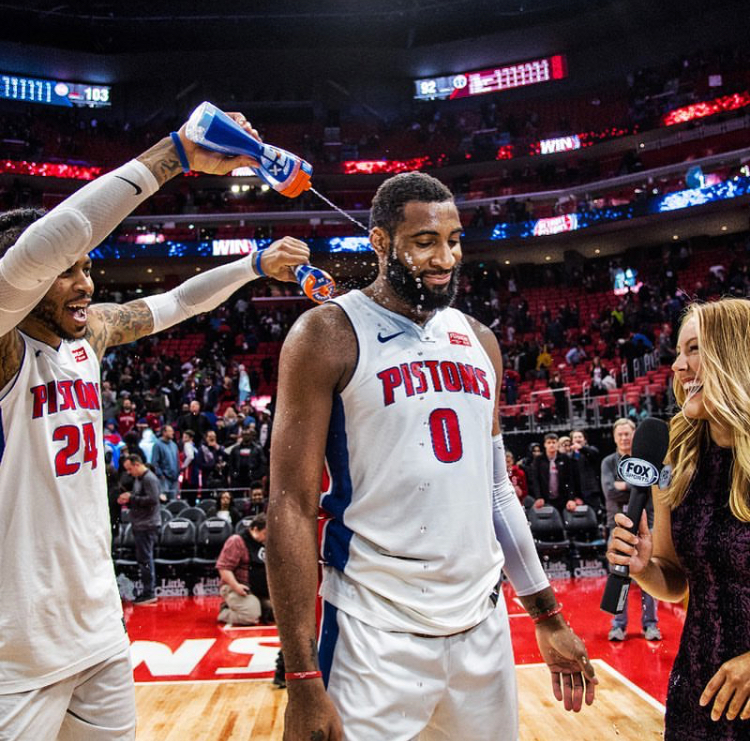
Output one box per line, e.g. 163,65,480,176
528,506,570,560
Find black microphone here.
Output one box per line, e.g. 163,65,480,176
600,417,670,615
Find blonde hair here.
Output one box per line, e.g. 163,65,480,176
666,299,750,522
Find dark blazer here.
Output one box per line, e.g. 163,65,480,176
530,453,574,510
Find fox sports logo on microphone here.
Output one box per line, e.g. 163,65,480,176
617,457,659,487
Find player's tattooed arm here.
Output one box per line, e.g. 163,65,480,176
85,300,155,360
136,137,182,187
0,329,23,391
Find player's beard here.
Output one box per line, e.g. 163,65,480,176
29,295,79,341
385,251,460,311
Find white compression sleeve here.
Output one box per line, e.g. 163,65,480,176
143,254,260,334
0,160,158,336
492,434,550,597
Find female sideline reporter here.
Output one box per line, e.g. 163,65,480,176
608,298,750,740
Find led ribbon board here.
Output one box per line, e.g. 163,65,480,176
0,73,111,108
414,54,567,101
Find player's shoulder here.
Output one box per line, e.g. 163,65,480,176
281,302,357,378
461,312,501,361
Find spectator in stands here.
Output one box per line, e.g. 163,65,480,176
151,424,180,501
558,436,571,455
569,429,603,514
530,433,577,512
658,323,676,365
117,395,137,437
101,380,117,421
600,418,660,642
229,427,268,493
599,368,617,392
216,514,271,625
549,370,568,421
238,363,252,403
202,429,229,490
248,482,267,515
179,429,199,503
503,367,520,405
565,343,587,367
520,442,542,477
536,345,553,379
215,490,242,526
506,450,528,503
178,399,212,444
119,455,161,605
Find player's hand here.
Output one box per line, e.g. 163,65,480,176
284,681,343,740
700,651,750,722
176,112,262,175
535,618,597,711
606,510,652,576
258,236,311,282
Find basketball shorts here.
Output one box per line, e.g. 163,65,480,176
319,598,518,741
0,646,136,741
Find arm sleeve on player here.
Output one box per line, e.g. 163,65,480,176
143,255,259,334
0,160,158,336
491,434,550,597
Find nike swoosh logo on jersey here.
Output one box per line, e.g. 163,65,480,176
115,175,142,195
377,330,406,343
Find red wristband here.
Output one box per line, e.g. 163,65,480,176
532,604,564,624
285,670,322,681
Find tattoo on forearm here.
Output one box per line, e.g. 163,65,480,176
136,137,183,187
86,300,154,357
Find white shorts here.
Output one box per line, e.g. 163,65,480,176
0,646,136,741
319,598,518,741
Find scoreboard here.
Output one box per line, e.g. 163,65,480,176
0,73,111,108
414,54,567,101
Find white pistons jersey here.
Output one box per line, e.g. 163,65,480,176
0,331,126,694
320,290,504,635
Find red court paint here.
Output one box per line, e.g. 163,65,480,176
126,577,684,703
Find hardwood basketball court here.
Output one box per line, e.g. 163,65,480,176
128,578,680,740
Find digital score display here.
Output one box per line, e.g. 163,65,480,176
0,73,111,108
414,54,567,101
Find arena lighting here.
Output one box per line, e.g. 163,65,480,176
537,135,582,155
342,157,431,175
0,159,103,180
328,237,372,253
414,54,567,101
662,91,750,126
210,238,271,256
533,214,579,237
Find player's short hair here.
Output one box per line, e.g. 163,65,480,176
0,208,46,260
369,172,453,237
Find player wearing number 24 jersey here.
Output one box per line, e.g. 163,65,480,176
0,112,312,740
267,172,597,741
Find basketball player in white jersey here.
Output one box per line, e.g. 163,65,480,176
268,172,597,741
0,114,309,740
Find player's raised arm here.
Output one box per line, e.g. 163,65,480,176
84,235,309,359
267,304,354,741
0,111,264,382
